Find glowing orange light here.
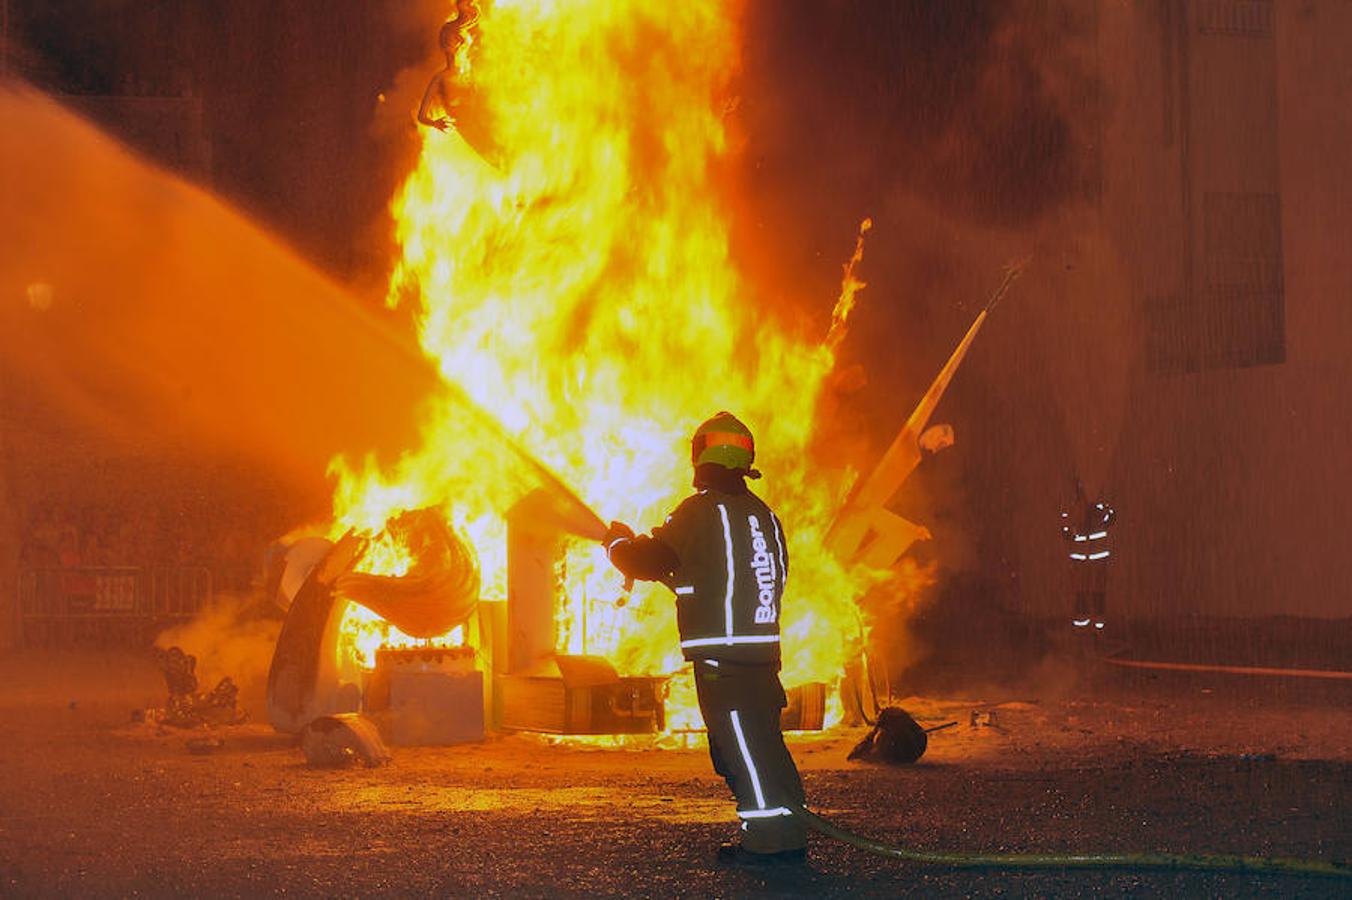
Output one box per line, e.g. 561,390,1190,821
332,2,900,731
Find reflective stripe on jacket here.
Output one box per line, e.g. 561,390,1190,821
1061,503,1114,563
654,489,787,664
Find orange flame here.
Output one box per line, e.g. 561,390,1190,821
332,2,892,729
824,218,872,356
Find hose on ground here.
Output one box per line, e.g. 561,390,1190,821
792,805,1351,879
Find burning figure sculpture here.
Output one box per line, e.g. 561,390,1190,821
604,412,808,866
416,2,480,134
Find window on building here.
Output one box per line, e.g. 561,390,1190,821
1196,0,1273,38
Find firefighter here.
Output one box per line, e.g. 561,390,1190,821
604,412,808,866
1061,487,1115,631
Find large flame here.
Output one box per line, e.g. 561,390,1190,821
331,1,884,728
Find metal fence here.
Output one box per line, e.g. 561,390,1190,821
17,566,213,647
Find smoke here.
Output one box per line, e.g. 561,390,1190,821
368,0,450,148
922,2,1104,227
738,0,1113,437
352,0,454,298
736,1,1127,687
155,593,281,720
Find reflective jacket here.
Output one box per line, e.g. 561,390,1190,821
1061,501,1115,565
652,488,788,664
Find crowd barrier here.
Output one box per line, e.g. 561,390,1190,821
17,565,213,647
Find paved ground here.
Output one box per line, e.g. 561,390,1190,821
0,652,1348,897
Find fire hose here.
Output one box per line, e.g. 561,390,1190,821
551,465,1348,879
829,661,1347,879
789,804,1351,879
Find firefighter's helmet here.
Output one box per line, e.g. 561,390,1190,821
691,411,755,471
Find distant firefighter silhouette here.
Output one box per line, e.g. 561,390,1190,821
1062,484,1115,631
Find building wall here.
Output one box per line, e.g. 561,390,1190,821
1014,0,1352,620
0,399,17,650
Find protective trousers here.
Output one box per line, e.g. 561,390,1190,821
1072,561,1109,622
694,659,807,853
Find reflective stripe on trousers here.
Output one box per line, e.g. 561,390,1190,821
695,663,806,853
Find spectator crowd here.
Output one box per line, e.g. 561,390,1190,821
19,500,269,593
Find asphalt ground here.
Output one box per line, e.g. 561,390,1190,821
0,652,1348,898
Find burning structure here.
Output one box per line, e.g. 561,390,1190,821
257,1,851,739
258,2,1010,743
0,1,1008,746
